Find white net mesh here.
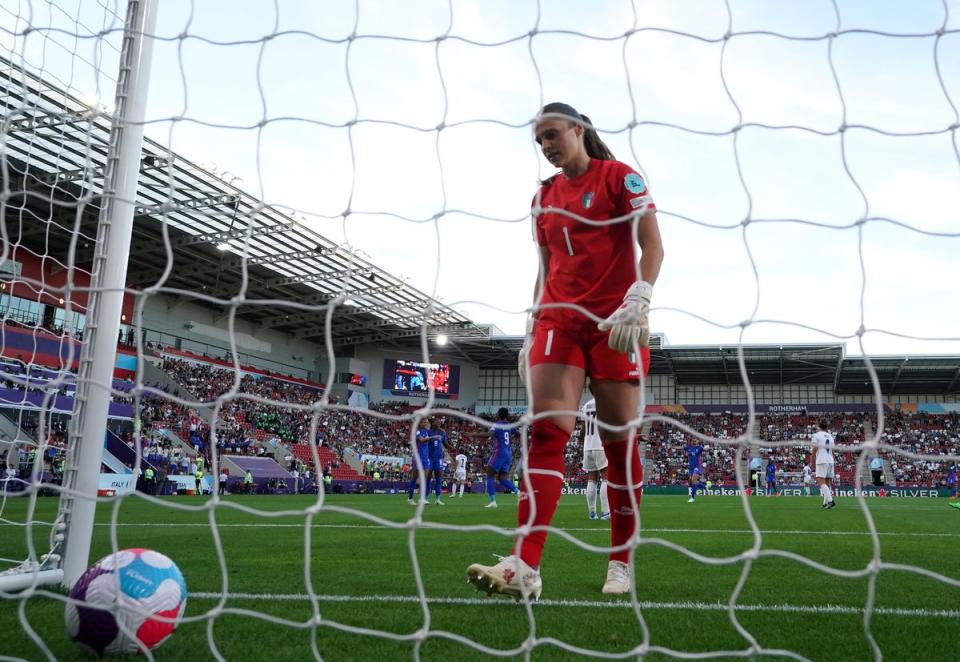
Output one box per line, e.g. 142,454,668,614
1,0,959,660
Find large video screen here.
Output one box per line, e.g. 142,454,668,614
382,359,460,399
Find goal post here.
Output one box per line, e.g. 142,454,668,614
0,0,158,593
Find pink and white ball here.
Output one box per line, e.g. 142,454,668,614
65,548,187,656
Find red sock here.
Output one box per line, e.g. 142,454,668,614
603,438,643,564
514,419,568,568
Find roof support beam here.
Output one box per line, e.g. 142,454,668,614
135,193,240,217
329,322,477,348
235,247,340,267
783,370,833,386
292,303,459,337
140,266,380,297
832,354,845,394
657,349,679,384
201,269,382,300
123,245,342,286
6,109,95,133
124,249,239,288
295,314,431,339
256,287,405,329
42,154,172,185
244,269,375,291
888,357,909,394
779,347,784,399
944,366,960,395
132,221,295,255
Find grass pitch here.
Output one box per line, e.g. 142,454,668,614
1,492,958,661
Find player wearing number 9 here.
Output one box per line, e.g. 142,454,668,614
467,102,664,600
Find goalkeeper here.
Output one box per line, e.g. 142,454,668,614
468,102,663,599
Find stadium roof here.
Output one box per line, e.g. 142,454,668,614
648,339,960,396
0,56,492,350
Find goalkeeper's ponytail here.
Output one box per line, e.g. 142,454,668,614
539,103,615,161
579,114,615,161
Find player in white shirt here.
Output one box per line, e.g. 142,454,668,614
3,465,17,490
579,399,610,520
811,419,836,509
802,464,813,496
453,452,468,497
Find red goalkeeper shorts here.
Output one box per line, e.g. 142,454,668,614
528,315,650,382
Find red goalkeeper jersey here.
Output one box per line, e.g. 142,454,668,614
533,158,656,321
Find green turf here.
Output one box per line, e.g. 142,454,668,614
1,493,958,661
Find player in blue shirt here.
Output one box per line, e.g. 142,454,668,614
947,464,958,511
684,440,704,503
465,407,519,508
766,458,778,497
407,418,443,505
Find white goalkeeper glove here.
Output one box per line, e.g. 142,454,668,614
598,280,652,354
518,317,535,384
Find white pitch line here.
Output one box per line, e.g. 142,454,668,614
640,527,960,538
78,522,960,538
188,592,960,618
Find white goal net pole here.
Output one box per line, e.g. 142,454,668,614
58,0,158,589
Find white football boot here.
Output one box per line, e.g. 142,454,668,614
601,560,633,595
484,501,498,509
467,554,542,601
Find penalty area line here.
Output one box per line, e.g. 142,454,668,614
189,592,960,618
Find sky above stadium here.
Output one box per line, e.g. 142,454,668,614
2,0,959,357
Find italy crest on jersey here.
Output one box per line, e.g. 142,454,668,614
582,191,594,208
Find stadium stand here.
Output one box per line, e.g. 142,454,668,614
2,332,957,493
290,444,365,482
643,412,862,486
3,348,958,493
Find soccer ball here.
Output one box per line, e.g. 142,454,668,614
65,548,187,656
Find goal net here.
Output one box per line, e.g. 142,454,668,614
1,0,959,659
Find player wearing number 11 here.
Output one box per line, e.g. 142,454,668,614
467,102,664,600
580,398,609,520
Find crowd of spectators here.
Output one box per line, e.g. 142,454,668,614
162,358,327,444
640,410,958,487
643,412,864,485
135,363,519,485
879,411,960,487
322,402,496,484
2,352,958,490
0,409,68,481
